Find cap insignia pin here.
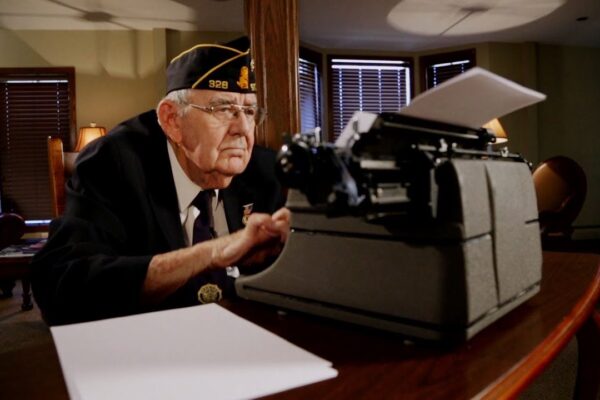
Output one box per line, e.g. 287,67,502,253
237,66,249,89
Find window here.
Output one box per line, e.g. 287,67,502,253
0,67,76,221
299,58,322,133
328,57,412,140
420,49,476,90
298,47,323,135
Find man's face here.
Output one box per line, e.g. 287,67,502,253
177,90,257,182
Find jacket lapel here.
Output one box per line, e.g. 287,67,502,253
222,177,255,233
149,187,185,250
145,129,186,250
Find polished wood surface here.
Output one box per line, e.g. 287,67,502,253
47,137,67,218
48,137,80,218
246,0,299,151
0,252,598,400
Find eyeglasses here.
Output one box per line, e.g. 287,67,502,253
185,103,267,126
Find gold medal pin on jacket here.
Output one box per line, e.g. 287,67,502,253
197,283,222,304
242,203,253,225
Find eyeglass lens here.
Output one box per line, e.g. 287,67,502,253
215,105,264,125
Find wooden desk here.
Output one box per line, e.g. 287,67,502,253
1,252,598,400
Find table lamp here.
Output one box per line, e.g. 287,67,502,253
75,123,107,151
483,118,508,144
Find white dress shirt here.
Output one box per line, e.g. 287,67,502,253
166,141,239,278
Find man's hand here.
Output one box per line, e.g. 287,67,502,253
210,207,290,269
144,208,290,304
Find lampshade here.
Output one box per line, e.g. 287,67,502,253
483,118,508,144
75,123,107,151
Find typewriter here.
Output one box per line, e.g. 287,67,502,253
236,112,542,341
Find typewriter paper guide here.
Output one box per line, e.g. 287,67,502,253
398,67,546,129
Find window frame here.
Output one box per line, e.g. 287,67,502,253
298,46,324,135
419,49,476,91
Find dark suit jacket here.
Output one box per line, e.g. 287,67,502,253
31,110,285,325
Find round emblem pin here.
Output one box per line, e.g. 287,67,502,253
197,283,223,304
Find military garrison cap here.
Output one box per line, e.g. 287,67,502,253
166,37,256,94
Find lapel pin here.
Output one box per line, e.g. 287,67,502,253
197,283,222,304
242,203,253,225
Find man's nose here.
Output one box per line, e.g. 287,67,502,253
229,110,252,133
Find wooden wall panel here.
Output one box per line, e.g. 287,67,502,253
245,0,299,151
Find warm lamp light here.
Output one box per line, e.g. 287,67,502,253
483,118,508,144
75,123,107,151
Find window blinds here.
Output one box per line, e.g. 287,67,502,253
426,60,473,88
299,57,322,133
330,59,411,139
0,76,73,220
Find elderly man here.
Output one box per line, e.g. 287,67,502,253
31,39,290,325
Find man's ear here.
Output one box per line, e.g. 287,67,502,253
157,101,183,143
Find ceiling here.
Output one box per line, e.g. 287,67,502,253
0,0,599,51
300,0,600,51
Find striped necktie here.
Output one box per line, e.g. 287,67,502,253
191,190,215,244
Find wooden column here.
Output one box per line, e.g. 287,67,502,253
245,0,299,150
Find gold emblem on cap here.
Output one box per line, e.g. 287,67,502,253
242,203,253,226
197,283,223,304
237,66,249,89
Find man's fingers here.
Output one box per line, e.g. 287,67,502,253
246,212,271,226
247,213,284,238
272,207,291,222
215,209,291,268
257,208,291,240
271,220,289,242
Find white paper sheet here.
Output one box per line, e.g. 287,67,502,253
398,67,546,129
51,304,337,400
334,111,378,148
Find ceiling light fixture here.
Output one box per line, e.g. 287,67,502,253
81,11,113,23
387,0,566,36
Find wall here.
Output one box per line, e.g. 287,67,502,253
537,45,600,234
479,42,599,236
0,29,241,148
165,30,243,61
485,43,540,164
0,29,164,144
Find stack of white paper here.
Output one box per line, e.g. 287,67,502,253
51,304,337,400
